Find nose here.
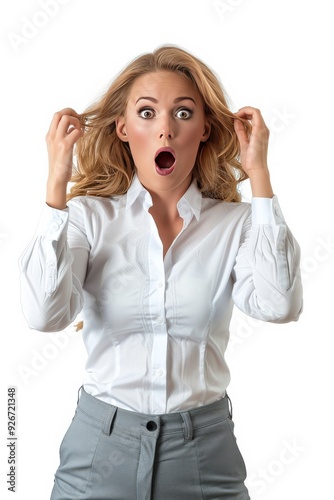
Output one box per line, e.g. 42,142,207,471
159,131,173,139
158,115,175,140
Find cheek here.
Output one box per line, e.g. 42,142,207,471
126,124,152,164
181,126,204,150
127,122,151,143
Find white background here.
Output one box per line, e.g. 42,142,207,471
1,0,333,498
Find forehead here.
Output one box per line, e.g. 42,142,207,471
128,71,201,101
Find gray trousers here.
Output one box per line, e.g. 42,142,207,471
50,388,250,499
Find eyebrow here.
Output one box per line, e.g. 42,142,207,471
135,96,197,105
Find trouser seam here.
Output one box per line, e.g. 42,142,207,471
194,438,206,500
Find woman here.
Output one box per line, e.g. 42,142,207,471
20,45,302,499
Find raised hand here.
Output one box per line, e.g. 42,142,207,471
234,107,273,198
45,108,84,209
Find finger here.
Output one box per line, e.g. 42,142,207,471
234,118,249,147
57,115,82,139
235,107,266,128
47,108,81,137
64,126,84,146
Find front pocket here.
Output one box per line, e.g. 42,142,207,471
194,418,248,497
53,408,103,498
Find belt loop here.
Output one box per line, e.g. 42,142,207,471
77,385,83,405
226,393,233,420
102,405,117,436
180,411,193,441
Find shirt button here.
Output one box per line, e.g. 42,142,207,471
157,316,164,324
157,282,163,288
156,369,164,377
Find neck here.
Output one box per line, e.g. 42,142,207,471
147,189,185,259
149,190,180,223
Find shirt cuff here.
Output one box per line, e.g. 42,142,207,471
35,203,69,240
251,195,286,225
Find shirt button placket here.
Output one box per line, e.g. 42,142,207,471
151,278,167,414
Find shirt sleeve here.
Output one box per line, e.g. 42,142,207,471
232,195,303,323
19,200,89,332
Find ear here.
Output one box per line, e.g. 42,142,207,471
201,120,211,142
116,116,128,142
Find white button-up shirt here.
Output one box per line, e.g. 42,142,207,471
19,175,302,413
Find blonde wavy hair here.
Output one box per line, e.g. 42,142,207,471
69,45,250,203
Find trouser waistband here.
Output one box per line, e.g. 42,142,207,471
77,387,232,442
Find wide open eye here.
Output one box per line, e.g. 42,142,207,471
138,108,155,119
175,108,192,120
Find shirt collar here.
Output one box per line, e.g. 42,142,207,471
125,174,152,211
125,174,202,221
177,177,202,221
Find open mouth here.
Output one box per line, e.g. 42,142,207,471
155,151,175,169
155,148,176,175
